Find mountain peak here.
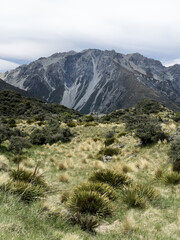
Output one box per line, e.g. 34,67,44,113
2,49,180,113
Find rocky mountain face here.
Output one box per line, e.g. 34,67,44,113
2,49,180,113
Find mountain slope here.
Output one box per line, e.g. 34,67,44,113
3,49,180,113
0,78,35,98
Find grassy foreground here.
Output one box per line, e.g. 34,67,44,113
0,119,180,240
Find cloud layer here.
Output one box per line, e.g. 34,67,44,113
0,0,180,66
0,59,19,72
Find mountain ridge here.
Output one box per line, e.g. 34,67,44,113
2,49,180,113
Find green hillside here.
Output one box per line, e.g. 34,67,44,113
0,98,180,240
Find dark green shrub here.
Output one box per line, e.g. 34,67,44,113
89,170,130,188
105,131,115,139
9,168,47,188
67,190,114,216
5,181,46,203
84,115,94,122
9,136,32,154
99,147,119,156
104,137,115,146
0,124,12,144
134,99,165,114
134,120,167,145
122,187,148,209
26,119,34,124
163,172,180,185
8,118,16,125
173,112,180,122
168,137,180,172
30,123,73,145
12,155,26,170
67,121,76,127
118,132,127,137
69,212,99,233
61,191,71,203
74,182,117,200
37,121,45,126
122,183,159,209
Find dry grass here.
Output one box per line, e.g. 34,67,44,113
59,173,70,182
58,162,68,170
122,212,136,233
92,160,106,170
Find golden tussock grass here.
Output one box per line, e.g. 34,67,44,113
23,158,34,168
0,172,9,185
122,212,136,233
92,160,106,170
81,158,88,164
66,159,75,169
59,173,70,182
58,162,68,170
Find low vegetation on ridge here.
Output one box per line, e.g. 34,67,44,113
0,91,180,240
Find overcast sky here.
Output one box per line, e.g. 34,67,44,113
0,0,180,71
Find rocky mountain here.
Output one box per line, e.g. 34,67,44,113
2,49,180,113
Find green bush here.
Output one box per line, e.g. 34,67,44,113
89,170,130,188
104,137,115,146
5,181,46,203
118,132,127,137
9,136,32,154
67,190,114,217
0,123,12,144
122,114,149,131
134,99,165,114
168,137,180,172
173,112,180,122
163,172,180,185
122,183,159,209
134,120,167,145
12,155,26,170
74,182,117,200
30,123,73,145
99,147,119,156
84,115,94,122
9,168,47,188
69,212,99,233
67,121,77,127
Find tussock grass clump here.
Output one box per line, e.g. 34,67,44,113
168,137,180,173
154,168,164,179
67,190,114,217
74,182,117,200
61,191,71,203
88,169,130,188
69,212,99,233
163,172,180,185
9,168,47,188
92,161,106,170
59,173,70,182
5,181,46,203
122,183,159,209
58,162,68,170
